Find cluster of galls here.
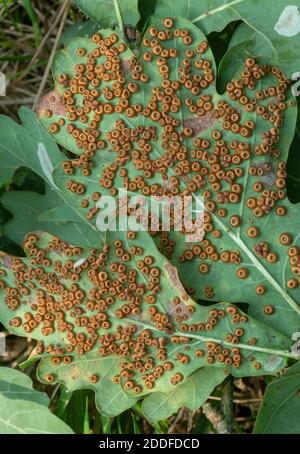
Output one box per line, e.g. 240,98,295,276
1,234,173,390
45,19,292,223
286,245,300,289
42,18,295,295
47,18,219,210
180,237,241,266
0,230,267,393
26,17,298,390
180,306,251,369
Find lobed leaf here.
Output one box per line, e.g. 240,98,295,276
37,355,138,417
0,230,294,416
0,367,73,434
1,12,300,421
36,17,300,338
142,367,225,422
0,108,101,248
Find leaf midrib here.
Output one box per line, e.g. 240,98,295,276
125,317,295,358
191,0,246,24
211,210,300,317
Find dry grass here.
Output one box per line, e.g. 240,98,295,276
0,0,82,118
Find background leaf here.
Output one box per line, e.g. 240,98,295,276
0,108,62,186
154,0,300,76
254,361,300,434
0,108,101,248
0,367,73,434
1,186,99,248
73,0,140,29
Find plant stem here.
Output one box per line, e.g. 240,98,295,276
49,383,61,405
202,402,228,434
221,377,234,434
113,0,125,41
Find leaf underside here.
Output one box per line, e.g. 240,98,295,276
36,17,300,339
0,230,293,416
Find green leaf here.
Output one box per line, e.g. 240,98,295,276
1,187,100,248
73,0,140,29
0,108,101,248
0,367,73,434
55,389,91,434
60,20,100,46
0,108,62,186
154,0,300,76
0,230,294,416
254,361,300,434
142,367,225,422
229,23,278,60
83,395,90,433
22,0,41,46
287,97,300,203
38,355,138,417
36,17,300,338
217,23,279,92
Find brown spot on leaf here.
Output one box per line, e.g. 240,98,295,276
0,253,14,269
36,88,66,118
70,365,80,380
165,263,193,320
121,59,131,74
184,112,217,136
165,263,186,295
255,161,277,187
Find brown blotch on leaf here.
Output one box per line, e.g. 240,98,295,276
36,88,66,118
183,113,217,136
